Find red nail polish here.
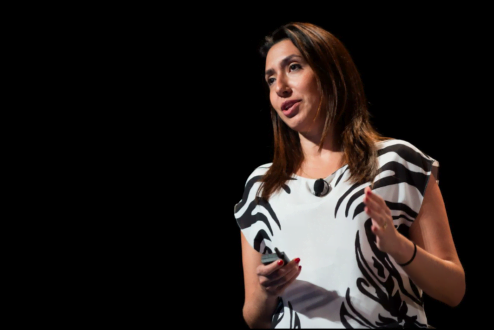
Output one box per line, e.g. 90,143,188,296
295,258,301,264
299,265,302,271
277,259,284,266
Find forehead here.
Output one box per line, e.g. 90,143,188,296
265,39,302,68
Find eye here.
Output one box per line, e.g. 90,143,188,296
289,63,302,71
267,77,275,86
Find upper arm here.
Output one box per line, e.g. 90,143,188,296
240,231,263,301
409,173,462,268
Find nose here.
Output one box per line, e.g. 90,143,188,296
275,76,292,97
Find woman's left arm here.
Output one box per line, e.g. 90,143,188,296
363,174,466,307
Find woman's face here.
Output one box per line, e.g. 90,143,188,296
265,39,322,133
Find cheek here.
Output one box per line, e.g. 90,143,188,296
296,77,318,97
299,73,319,92
269,92,278,109
305,81,321,103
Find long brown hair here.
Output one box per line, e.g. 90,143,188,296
257,22,392,201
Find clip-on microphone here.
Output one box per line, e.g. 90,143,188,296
314,178,331,197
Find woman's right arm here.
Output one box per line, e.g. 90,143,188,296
240,232,301,329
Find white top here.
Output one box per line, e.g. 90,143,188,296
234,138,439,328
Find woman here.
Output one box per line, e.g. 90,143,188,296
234,22,465,328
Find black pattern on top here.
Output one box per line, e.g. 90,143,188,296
340,226,427,328
235,140,436,327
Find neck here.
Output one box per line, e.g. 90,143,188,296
297,128,346,179
298,124,342,159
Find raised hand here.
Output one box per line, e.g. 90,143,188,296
363,186,401,254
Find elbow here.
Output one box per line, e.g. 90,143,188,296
454,282,466,307
242,312,266,329
446,272,466,307
242,305,254,329
242,305,259,329
242,304,271,329
447,291,465,308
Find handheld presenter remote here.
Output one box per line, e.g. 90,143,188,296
261,247,290,265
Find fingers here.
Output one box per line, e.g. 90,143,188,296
364,187,387,209
363,191,382,221
258,258,301,292
366,207,389,231
257,258,287,278
363,187,390,230
371,221,386,234
263,263,302,295
363,194,380,213
274,264,302,293
264,258,300,286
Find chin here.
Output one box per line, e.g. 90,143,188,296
285,120,303,132
286,119,312,133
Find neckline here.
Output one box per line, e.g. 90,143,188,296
292,163,349,181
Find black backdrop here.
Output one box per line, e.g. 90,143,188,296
51,6,492,327
114,9,491,328
191,12,490,329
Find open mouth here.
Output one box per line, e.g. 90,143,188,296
282,100,301,117
282,99,301,111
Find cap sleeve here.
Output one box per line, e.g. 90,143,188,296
233,164,274,254
375,140,439,228
431,159,439,186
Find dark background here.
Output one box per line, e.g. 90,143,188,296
109,8,490,328
31,6,491,327
196,12,490,329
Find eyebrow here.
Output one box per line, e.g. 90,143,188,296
265,54,303,78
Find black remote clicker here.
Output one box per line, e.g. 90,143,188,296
261,247,290,265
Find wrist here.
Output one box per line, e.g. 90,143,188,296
389,234,416,265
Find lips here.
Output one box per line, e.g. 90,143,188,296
281,99,302,111
281,99,302,118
